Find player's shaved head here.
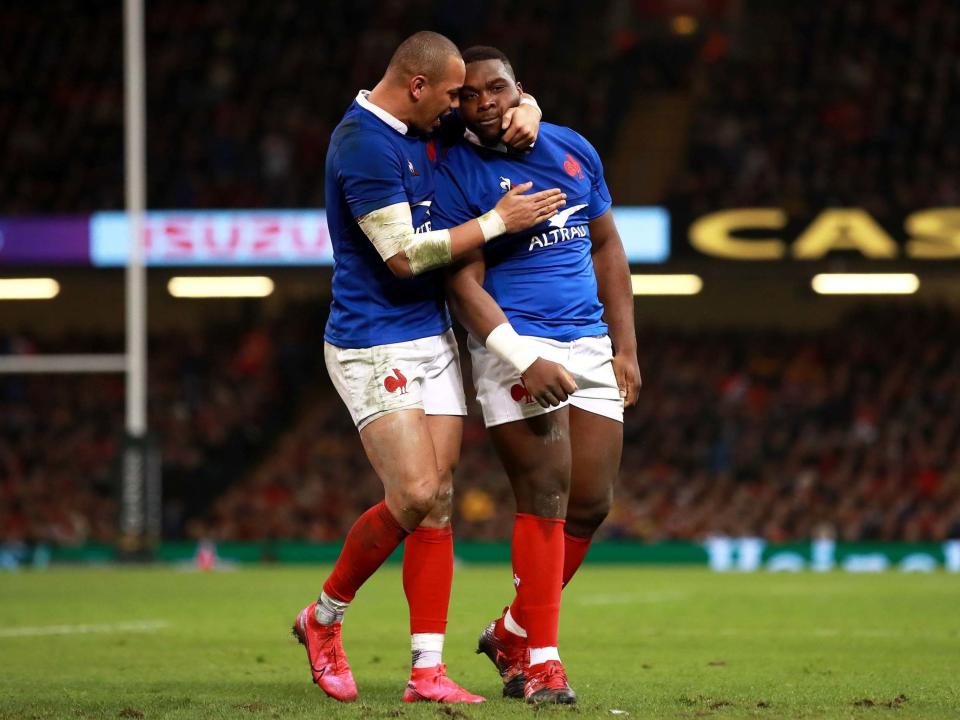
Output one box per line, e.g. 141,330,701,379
387,31,462,83
461,46,516,81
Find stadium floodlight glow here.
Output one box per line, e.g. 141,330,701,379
671,15,698,35
810,273,920,295
0,278,61,300
631,274,703,296
167,276,275,298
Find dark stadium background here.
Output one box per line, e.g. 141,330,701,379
2,0,959,569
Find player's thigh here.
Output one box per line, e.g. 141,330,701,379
360,408,441,529
425,414,462,479
568,405,622,521
419,415,462,527
489,408,572,518
421,329,467,480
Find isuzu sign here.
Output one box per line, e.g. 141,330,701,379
89,208,670,266
91,211,334,266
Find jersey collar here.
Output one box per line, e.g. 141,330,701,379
463,127,535,154
463,127,508,153
356,90,408,135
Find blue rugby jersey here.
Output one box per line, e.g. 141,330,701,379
323,92,451,349
432,122,611,342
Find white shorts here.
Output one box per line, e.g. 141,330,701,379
325,328,467,431
468,333,624,428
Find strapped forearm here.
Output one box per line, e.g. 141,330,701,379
357,202,506,275
485,323,541,374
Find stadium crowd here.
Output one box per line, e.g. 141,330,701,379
1,0,673,213
3,306,959,548
0,310,321,548
2,0,959,550
177,305,960,545
669,0,960,221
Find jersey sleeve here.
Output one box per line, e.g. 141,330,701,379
431,162,476,231
334,130,409,218
582,137,613,220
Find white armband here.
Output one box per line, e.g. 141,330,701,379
485,323,540,374
357,202,412,261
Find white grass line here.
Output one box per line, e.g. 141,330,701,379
0,620,170,638
576,591,689,605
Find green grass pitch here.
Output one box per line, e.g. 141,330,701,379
1,565,957,719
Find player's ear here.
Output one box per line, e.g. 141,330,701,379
515,81,523,95
410,75,428,100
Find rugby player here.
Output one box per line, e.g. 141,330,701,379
292,32,565,704
432,46,642,704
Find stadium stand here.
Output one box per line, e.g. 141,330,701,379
5,305,958,546
0,309,321,546
0,0,674,212
2,0,958,549
205,305,959,544
667,0,960,220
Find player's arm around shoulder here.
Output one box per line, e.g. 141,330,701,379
357,179,566,280
590,210,642,407
500,93,542,150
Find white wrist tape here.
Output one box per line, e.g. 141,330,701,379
477,209,506,242
485,323,540,375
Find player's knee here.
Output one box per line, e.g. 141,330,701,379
526,468,570,519
429,482,454,525
392,477,441,521
566,491,612,536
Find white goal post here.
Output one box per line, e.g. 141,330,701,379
0,0,156,555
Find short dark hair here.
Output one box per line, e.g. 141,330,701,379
387,31,461,82
461,45,516,81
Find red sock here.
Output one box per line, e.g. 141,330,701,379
508,530,594,630
323,501,408,602
562,531,593,588
402,525,453,634
511,513,564,649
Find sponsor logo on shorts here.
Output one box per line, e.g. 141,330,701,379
510,381,535,405
383,368,408,394
513,574,521,588
499,176,511,193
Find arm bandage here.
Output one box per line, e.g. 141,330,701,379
357,202,505,276
485,322,541,375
